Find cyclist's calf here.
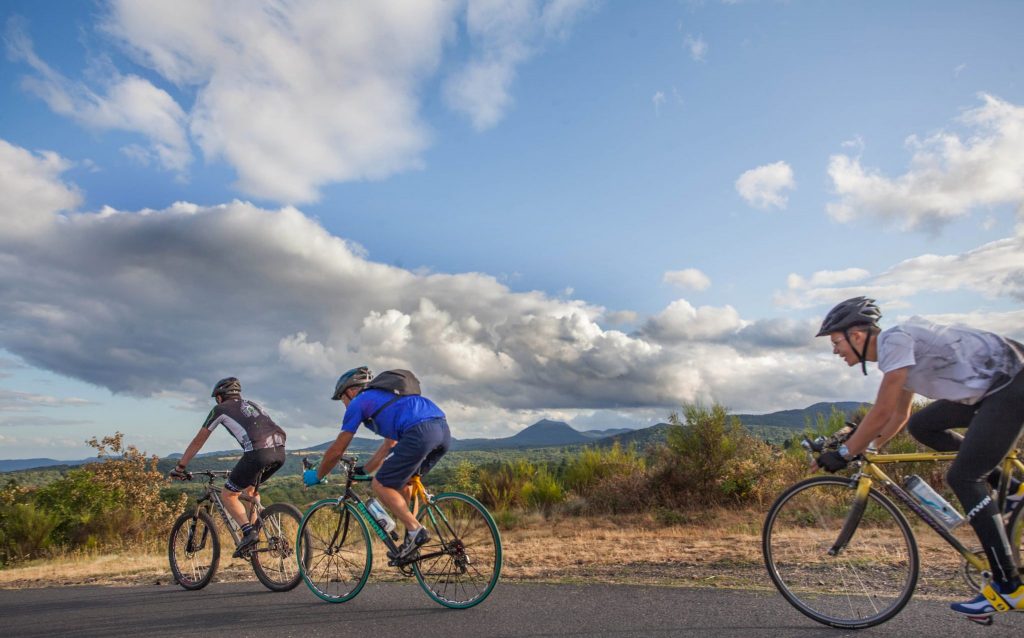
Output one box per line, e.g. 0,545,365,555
222,484,258,527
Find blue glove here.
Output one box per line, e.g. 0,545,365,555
303,468,325,486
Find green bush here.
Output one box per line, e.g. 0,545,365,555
1,503,60,561
478,459,537,511
562,442,645,497
0,432,187,563
652,403,787,508
520,466,564,517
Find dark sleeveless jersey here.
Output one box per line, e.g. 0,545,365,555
202,397,286,452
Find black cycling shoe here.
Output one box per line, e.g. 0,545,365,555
388,527,430,560
232,523,261,558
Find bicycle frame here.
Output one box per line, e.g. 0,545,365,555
326,469,456,568
834,449,1024,574
189,473,262,550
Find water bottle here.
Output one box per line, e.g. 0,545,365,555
904,475,964,529
365,498,396,534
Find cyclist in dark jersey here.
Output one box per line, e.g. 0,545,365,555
170,377,287,554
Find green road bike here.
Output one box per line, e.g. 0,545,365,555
762,424,1024,629
168,469,309,591
296,456,502,608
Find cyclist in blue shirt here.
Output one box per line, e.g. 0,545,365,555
307,366,451,559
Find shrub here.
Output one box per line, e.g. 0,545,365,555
562,442,645,497
520,466,564,517
478,459,537,511
652,403,788,509
0,503,60,561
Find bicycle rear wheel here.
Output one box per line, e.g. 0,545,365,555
1009,500,1024,568
297,499,372,603
763,476,918,629
168,509,220,590
251,502,307,592
413,492,502,608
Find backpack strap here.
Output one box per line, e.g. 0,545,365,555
365,393,402,428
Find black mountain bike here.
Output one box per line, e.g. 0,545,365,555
168,469,309,591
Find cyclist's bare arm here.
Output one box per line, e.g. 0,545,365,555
363,438,397,474
178,426,213,467
319,430,355,480
845,367,913,456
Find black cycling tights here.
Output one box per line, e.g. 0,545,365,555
907,370,1024,586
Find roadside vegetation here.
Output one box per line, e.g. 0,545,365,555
4,401,948,578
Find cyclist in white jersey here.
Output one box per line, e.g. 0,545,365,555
812,297,1024,619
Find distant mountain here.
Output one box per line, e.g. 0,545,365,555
581,427,632,439
1,403,871,474
0,458,91,473
452,419,592,450
595,423,670,449
734,402,869,429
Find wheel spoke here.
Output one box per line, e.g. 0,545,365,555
413,494,501,608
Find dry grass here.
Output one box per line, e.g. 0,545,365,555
0,509,985,597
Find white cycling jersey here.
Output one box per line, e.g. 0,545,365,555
877,316,1024,404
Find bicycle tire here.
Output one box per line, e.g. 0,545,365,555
296,499,372,603
168,509,220,590
763,475,918,629
1008,500,1024,569
251,502,307,592
413,492,502,609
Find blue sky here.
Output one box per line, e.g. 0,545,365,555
1,1,1022,460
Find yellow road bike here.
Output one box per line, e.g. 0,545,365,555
762,425,1024,629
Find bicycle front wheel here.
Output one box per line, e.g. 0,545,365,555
251,502,306,592
763,476,918,629
296,499,372,603
414,492,502,608
168,509,220,590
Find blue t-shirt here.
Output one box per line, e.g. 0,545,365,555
341,389,445,440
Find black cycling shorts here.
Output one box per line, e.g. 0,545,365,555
226,446,285,492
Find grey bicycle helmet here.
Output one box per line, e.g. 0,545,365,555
332,366,372,400
816,296,882,337
211,376,241,398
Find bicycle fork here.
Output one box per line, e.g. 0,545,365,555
186,504,212,554
828,477,873,556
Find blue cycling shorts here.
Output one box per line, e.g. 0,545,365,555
374,417,451,489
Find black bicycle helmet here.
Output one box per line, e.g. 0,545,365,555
332,366,372,400
816,296,882,337
211,376,241,398
817,297,882,375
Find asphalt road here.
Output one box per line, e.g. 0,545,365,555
2,581,1022,637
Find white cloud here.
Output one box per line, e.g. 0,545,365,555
663,268,711,291
0,140,81,238
642,300,744,342
786,268,871,291
5,19,190,173
735,161,795,210
652,91,666,114
827,94,1024,230
7,2,596,204
683,33,707,61
776,237,1024,310
2,138,1020,435
443,0,594,131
